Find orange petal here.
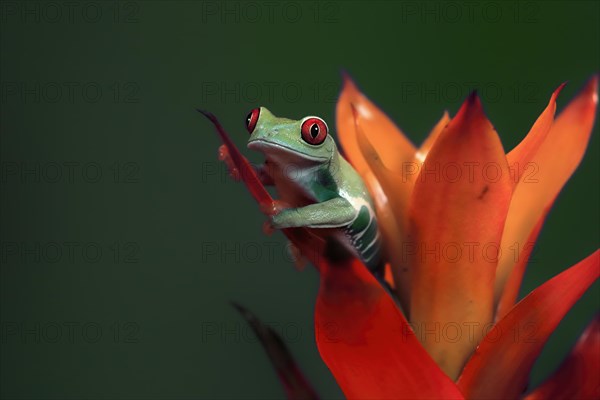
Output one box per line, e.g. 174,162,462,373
336,74,416,248
495,210,547,321
336,73,416,174
458,250,600,399
525,315,600,400
315,257,464,399
506,83,565,185
358,111,451,311
360,170,406,292
495,76,598,305
415,111,451,163
353,107,411,311
407,93,513,379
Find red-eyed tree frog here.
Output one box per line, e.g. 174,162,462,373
240,107,384,278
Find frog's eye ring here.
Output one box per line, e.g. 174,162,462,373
245,108,260,134
301,117,328,145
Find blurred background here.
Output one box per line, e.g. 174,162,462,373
1,1,598,398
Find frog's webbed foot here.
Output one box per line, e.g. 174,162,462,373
260,200,292,235
260,199,289,216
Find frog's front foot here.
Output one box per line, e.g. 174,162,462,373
259,199,289,217
262,220,276,236
260,200,290,235
218,144,241,181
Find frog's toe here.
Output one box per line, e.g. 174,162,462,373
262,219,276,236
259,199,289,216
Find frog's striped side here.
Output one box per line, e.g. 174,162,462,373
307,164,383,273
344,204,382,273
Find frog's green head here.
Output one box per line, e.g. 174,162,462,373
246,107,335,166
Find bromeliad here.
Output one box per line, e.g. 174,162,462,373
200,73,599,399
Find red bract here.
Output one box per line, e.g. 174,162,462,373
202,74,599,399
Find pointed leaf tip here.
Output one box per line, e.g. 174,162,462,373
554,82,567,98
525,314,600,400
467,90,479,103
340,70,352,86
455,91,485,123
232,303,320,400
230,301,255,323
196,108,216,121
336,73,415,174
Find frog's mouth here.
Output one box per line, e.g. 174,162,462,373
248,139,329,163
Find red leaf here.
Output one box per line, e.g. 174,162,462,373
232,302,320,400
525,315,600,400
458,250,600,399
315,257,464,400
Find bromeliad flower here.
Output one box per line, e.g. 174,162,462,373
201,74,599,399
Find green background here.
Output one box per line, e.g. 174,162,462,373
1,1,598,398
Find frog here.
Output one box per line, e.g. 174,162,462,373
241,106,383,277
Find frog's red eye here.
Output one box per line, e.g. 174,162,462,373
245,108,260,134
301,117,328,145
